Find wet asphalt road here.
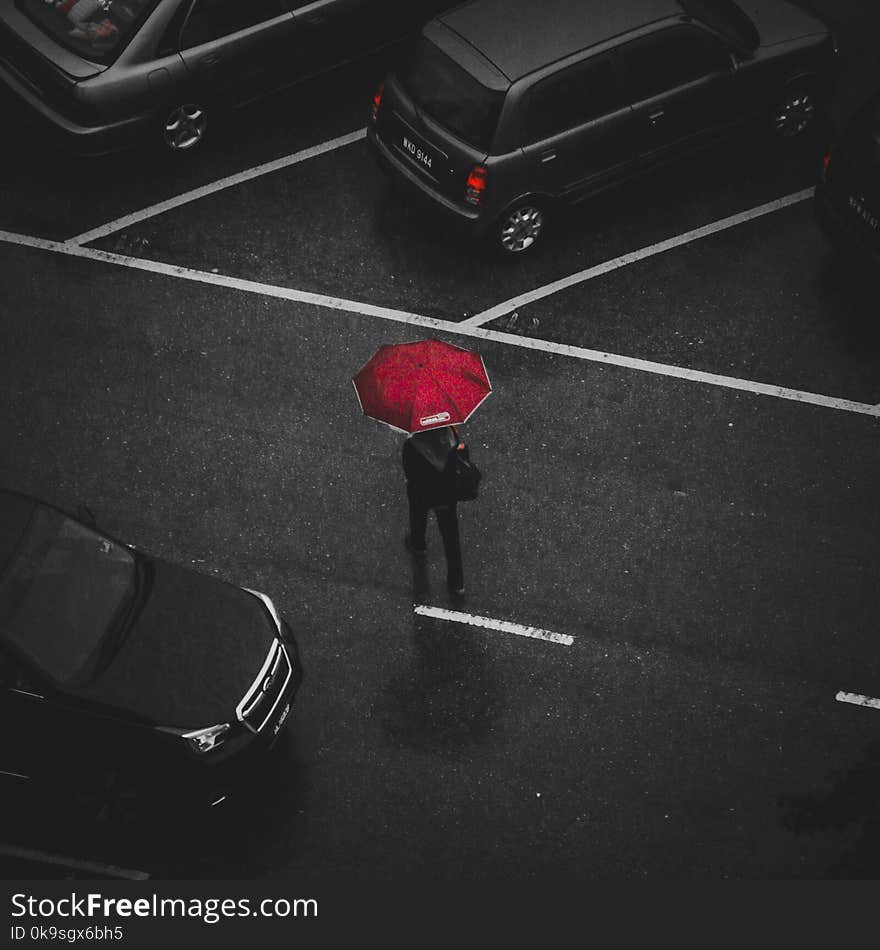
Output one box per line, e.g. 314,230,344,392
0,1,879,881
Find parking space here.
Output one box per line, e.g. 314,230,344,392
0,0,879,882
484,202,880,405
0,52,387,241
81,130,821,317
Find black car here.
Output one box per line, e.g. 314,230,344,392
367,0,837,253
0,0,459,154
815,91,880,267
0,488,302,820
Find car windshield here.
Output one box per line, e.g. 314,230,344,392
16,0,162,64
680,0,759,51
0,505,137,685
395,38,505,151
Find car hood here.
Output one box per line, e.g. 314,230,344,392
737,0,829,47
77,559,277,729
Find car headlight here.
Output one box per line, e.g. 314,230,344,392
182,722,231,754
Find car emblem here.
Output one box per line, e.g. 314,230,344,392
262,672,275,693
848,194,879,230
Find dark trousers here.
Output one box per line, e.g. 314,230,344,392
408,489,464,590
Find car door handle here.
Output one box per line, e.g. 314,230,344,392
200,53,222,68
300,13,325,24
540,149,557,163
649,109,665,124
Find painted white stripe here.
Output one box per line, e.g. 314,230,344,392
414,605,574,645
463,189,814,327
66,128,366,247
835,691,880,710
2,228,879,419
0,842,150,880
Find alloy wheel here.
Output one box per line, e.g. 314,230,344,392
773,91,815,138
499,205,544,253
164,104,208,151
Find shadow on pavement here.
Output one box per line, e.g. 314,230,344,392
0,728,309,880
780,737,880,878
813,253,880,359
375,610,505,758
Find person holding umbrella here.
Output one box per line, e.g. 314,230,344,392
352,338,491,599
403,423,465,595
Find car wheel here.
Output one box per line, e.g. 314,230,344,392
772,83,816,138
163,103,208,152
497,201,546,254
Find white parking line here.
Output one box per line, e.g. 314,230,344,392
65,129,366,247
462,189,814,326
0,842,150,880
2,228,879,419
835,691,880,710
414,605,574,645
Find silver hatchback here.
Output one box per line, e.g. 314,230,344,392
0,0,456,154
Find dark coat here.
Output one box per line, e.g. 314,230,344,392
403,429,458,508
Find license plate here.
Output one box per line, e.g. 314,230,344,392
847,194,879,231
400,133,437,173
272,701,291,736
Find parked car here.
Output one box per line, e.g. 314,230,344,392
367,0,838,254
0,0,458,154
815,90,880,267
0,487,302,821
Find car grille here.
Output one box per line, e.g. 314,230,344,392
237,641,292,734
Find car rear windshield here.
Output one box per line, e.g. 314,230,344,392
680,0,759,51
16,0,161,64
395,37,505,151
0,506,136,685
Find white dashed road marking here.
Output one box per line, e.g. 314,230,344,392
414,605,574,646
66,129,366,247
462,189,814,326
835,691,880,710
2,228,879,419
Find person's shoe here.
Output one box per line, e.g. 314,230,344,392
404,533,427,556
447,582,465,597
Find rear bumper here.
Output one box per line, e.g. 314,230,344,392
367,124,490,236
814,180,880,268
0,62,152,156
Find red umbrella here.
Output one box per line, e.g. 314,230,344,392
352,339,492,434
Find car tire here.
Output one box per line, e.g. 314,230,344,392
771,81,818,139
162,102,209,152
496,200,547,254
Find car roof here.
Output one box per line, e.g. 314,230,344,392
438,0,685,80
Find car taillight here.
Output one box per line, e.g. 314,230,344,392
821,146,834,182
371,81,384,123
465,165,487,207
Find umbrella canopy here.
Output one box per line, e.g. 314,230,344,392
352,339,492,434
